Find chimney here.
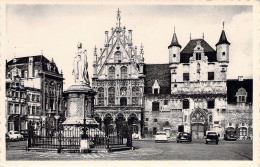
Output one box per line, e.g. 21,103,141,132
238,76,243,81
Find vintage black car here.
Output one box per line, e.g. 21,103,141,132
205,131,219,144
176,132,192,143
224,129,237,141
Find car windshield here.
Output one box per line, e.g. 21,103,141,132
208,132,217,135
14,132,19,134
156,133,166,135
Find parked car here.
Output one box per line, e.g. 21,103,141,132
7,131,24,141
224,129,237,141
205,131,219,144
155,131,168,143
176,132,192,143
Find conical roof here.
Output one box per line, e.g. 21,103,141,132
216,30,230,46
168,32,181,49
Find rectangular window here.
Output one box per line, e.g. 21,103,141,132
152,102,160,111
154,119,158,122
207,100,215,109
214,121,219,124
164,100,168,105
222,52,225,56
183,100,189,109
145,118,149,121
196,53,201,60
144,127,148,134
154,88,158,95
153,127,157,135
208,72,214,80
183,73,189,81
173,54,176,58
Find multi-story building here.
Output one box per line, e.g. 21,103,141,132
6,55,64,133
143,26,253,139
92,9,145,138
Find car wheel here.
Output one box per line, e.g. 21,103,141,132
206,141,208,144
216,141,218,145
177,141,179,143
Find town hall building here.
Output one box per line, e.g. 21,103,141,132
92,10,253,140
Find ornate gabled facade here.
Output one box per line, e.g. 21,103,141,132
92,9,145,138
6,55,64,133
143,24,253,139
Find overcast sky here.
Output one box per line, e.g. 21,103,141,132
6,5,253,90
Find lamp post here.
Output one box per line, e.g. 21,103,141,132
54,114,60,132
41,115,47,136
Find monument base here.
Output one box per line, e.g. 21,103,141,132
80,139,90,153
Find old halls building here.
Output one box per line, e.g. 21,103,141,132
92,10,252,139
6,55,64,133
92,9,145,138
143,26,253,139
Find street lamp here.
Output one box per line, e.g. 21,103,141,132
41,115,47,136
54,114,60,131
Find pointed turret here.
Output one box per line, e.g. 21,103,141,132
168,27,181,64
216,30,230,46
216,22,230,46
168,27,181,49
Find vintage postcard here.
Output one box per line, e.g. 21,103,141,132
0,0,259,167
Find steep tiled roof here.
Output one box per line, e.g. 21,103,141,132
227,79,253,104
180,39,217,63
216,30,230,46
7,55,50,65
143,64,171,94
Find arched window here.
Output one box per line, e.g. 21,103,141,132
236,88,247,103
209,115,213,123
97,87,104,106
121,66,127,79
108,87,115,105
108,67,115,79
114,51,122,63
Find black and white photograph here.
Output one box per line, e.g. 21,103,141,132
2,1,259,166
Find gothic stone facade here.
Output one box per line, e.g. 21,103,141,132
143,28,253,139
92,10,145,138
6,55,64,133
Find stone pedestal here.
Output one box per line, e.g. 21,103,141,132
80,139,90,153
63,83,97,124
62,82,98,136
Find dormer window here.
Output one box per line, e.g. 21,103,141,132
196,53,201,60
152,80,160,95
222,52,225,56
236,87,247,103
173,54,176,58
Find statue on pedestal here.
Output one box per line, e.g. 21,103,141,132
72,42,90,86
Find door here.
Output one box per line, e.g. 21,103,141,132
191,123,204,139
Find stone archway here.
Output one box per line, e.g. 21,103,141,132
190,108,208,139
128,113,139,135
103,113,113,134
115,113,126,129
